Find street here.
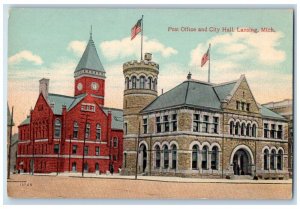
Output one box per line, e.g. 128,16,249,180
7,174,292,199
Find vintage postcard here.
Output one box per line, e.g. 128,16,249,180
6,7,293,200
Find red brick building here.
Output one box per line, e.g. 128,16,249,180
17,32,123,174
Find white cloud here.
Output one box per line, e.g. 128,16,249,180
8,50,43,65
190,31,286,67
100,36,178,61
67,41,86,56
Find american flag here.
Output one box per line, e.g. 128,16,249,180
201,46,210,67
131,18,142,40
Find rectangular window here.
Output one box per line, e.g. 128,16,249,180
171,114,177,132
95,147,99,156
264,123,269,138
156,117,161,133
202,115,209,133
241,102,245,111
236,101,240,110
193,114,200,132
124,123,128,135
84,146,89,156
212,117,219,134
143,118,147,134
270,124,276,138
113,138,118,148
54,144,59,154
277,125,283,139
113,155,117,161
163,115,169,132
246,103,250,111
72,145,77,154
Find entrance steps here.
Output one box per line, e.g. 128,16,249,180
232,175,252,180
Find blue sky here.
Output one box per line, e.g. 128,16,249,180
8,8,293,132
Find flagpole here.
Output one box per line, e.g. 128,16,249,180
141,15,144,60
208,43,211,83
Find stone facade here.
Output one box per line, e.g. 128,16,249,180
122,56,289,180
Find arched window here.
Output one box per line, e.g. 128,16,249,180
163,145,169,169
72,162,77,172
153,78,157,91
277,150,283,170
252,124,257,137
148,77,152,89
54,119,61,138
235,122,240,135
263,149,269,170
85,123,90,139
125,77,129,89
241,123,246,136
246,124,251,136
140,76,145,89
270,149,276,170
192,145,199,170
113,137,118,148
95,163,99,171
84,162,89,173
155,145,161,168
202,146,208,169
230,121,234,135
96,124,101,141
171,144,177,169
132,76,137,89
73,122,78,139
211,146,218,170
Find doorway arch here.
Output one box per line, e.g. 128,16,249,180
139,143,148,173
230,145,254,176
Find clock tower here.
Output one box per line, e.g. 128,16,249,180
74,30,106,105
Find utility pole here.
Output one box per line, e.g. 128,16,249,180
81,114,88,177
7,106,14,179
135,121,141,180
69,134,72,172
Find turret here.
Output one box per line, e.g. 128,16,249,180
123,53,159,136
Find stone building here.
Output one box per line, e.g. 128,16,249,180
17,31,123,174
263,99,293,176
122,53,289,179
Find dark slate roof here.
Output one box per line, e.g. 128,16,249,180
20,116,30,126
7,104,14,126
213,81,237,102
143,80,222,112
260,105,286,120
48,93,86,115
74,34,105,73
103,107,123,130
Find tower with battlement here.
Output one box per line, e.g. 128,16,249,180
122,53,159,174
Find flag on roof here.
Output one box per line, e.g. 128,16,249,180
131,18,142,40
201,46,210,67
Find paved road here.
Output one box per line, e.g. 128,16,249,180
7,174,292,199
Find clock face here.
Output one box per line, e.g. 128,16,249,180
91,82,99,90
77,83,83,91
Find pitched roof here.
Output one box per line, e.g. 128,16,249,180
142,79,221,112
74,34,105,73
20,116,30,126
103,107,123,130
259,105,286,120
142,76,286,122
48,93,86,115
213,81,237,102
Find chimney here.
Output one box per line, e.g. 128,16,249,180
187,72,192,80
39,78,50,100
144,53,152,61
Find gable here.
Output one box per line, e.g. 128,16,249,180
224,76,260,114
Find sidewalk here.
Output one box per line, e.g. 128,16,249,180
26,172,292,184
